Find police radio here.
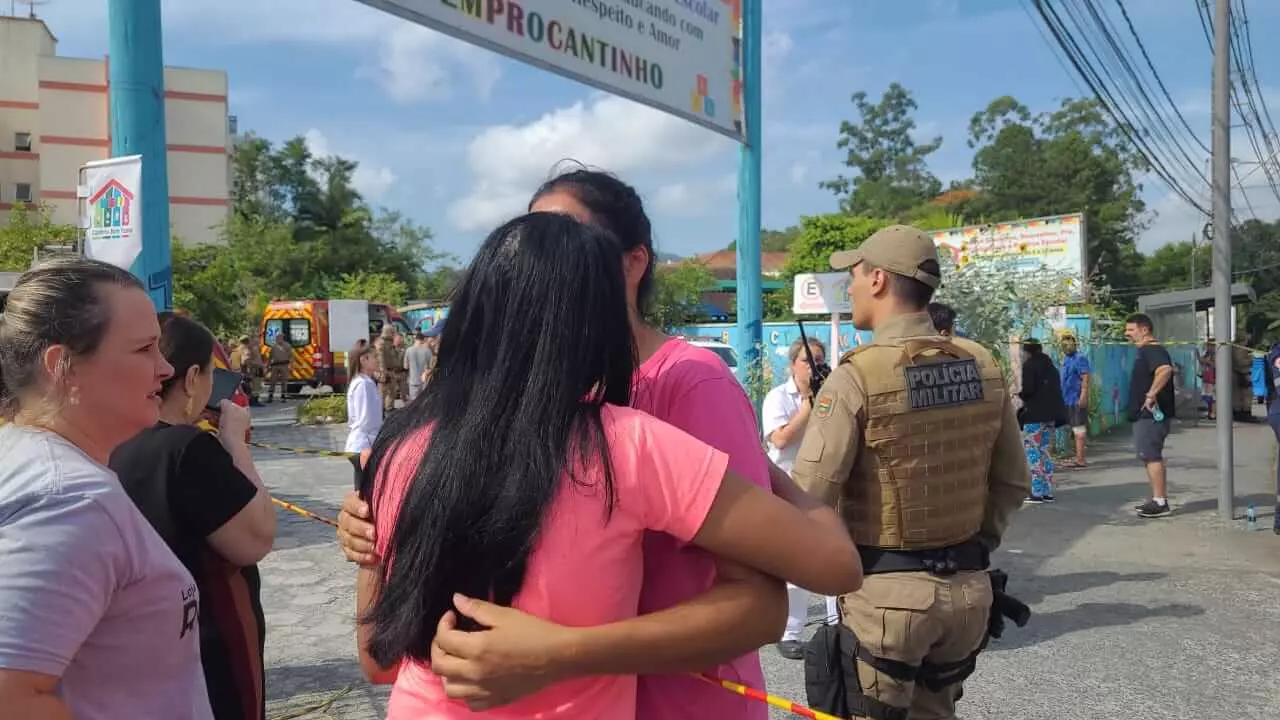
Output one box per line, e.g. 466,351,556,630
796,321,832,402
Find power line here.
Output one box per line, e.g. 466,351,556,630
1113,0,1209,154
1031,0,1210,212
1074,0,1207,189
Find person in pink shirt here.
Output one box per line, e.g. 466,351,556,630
340,168,849,718
354,211,862,720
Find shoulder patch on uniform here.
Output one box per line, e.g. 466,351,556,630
814,394,835,418
904,358,985,410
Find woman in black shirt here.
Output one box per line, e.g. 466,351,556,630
1018,339,1067,503
110,314,277,720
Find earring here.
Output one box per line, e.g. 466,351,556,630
184,395,195,419
68,386,81,406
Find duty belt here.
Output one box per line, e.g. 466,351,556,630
858,539,989,576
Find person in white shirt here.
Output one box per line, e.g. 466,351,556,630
345,346,383,489
762,337,840,660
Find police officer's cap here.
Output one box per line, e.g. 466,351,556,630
829,225,941,289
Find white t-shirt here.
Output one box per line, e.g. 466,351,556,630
0,424,211,719
761,378,804,473
346,374,384,454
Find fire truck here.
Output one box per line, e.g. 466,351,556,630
259,299,410,392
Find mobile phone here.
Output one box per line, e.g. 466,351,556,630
207,368,243,412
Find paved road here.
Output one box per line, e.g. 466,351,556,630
253,414,1280,719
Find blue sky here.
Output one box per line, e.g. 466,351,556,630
42,0,1280,263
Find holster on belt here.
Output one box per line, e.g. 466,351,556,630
803,562,1032,719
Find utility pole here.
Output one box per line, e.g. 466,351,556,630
1211,0,1234,521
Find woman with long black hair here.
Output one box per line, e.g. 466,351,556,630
341,167,849,718
1018,338,1067,503
355,212,861,719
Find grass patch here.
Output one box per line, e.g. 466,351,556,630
298,395,347,425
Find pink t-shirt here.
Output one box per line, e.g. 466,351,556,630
373,404,730,720
632,338,771,720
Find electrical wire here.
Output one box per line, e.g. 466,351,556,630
1031,0,1210,213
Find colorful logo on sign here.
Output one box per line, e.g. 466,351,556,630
691,73,716,119
89,179,133,231
689,0,743,134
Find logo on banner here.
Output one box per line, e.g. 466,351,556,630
82,156,143,270
90,180,134,234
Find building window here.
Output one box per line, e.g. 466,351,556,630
15,184,33,203
14,133,32,153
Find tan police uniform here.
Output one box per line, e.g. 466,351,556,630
377,333,400,412
792,226,1029,720
267,338,293,401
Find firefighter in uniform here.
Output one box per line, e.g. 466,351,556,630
791,225,1029,720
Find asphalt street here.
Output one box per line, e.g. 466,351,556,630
253,412,1280,719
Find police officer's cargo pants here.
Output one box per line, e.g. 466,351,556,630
840,571,991,720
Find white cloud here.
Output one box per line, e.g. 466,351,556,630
650,175,737,217
1138,126,1280,251
41,0,502,104
789,162,809,185
448,94,735,231
358,23,501,104
303,128,398,201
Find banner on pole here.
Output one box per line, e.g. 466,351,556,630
81,155,144,270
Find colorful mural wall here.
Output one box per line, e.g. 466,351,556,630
676,316,1203,439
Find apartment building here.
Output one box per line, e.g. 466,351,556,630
0,15,231,245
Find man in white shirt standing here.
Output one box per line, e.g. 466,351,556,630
762,336,840,660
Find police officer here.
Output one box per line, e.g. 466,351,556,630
792,225,1029,720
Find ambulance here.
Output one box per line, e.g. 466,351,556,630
259,299,410,392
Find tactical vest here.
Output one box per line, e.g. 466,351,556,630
838,336,1006,550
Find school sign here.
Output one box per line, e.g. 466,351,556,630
356,0,745,140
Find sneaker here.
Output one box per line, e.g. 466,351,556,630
1024,496,1045,504
775,640,805,660
1136,499,1171,518
1041,495,1056,503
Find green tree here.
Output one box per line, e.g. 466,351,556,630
820,83,943,217
964,96,1148,293
760,214,888,322
329,271,410,306
1137,240,1209,292
646,260,717,330
1228,219,1280,344
175,133,460,330
933,257,1077,368
725,226,801,253
782,214,889,277
171,238,251,337
0,204,78,271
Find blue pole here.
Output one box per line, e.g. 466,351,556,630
734,0,763,389
108,0,173,311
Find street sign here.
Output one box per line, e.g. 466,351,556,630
355,0,745,141
792,271,850,315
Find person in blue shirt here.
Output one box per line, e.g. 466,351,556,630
1059,334,1093,467
1265,341,1280,534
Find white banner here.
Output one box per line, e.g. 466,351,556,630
81,155,143,270
356,0,744,141
792,272,850,315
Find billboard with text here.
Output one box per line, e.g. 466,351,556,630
931,213,1087,281
358,0,745,140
